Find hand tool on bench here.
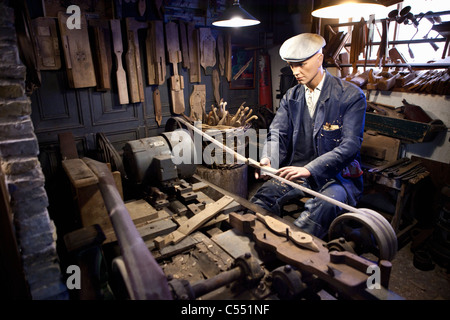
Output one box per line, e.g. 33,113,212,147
388,47,415,87
146,20,166,85
154,195,234,249
165,21,185,114
82,157,172,300
377,71,400,91
366,69,381,90
110,19,129,105
125,17,147,103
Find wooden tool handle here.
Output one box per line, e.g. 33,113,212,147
153,88,162,126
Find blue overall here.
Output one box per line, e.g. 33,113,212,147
251,70,367,239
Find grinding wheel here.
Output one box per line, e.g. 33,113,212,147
328,208,398,261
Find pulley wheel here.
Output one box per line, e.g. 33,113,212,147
328,208,398,261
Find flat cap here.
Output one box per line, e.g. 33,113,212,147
279,33,326,63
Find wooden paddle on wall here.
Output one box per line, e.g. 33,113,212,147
146,20,166,86
58,12,96,88
187,22,201,83
165,21,185,114
110,19,129,105
199,27,216,75
125,18,147,103
153,88,162,126
89,19,112,91
31,17,61,71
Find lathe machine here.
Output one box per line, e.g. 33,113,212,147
63,116,403,300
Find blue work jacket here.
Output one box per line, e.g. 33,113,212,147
262,70,367,206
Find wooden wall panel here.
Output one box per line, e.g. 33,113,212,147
89,90,139,126
31,71,85,135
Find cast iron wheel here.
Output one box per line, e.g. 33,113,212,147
328,208,398,261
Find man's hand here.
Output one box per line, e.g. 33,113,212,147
277,166,311,181
255,158,271,180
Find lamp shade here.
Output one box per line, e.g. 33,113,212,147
312,0,388,19
212,0,260,27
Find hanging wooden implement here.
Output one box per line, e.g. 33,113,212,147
179,21,190,70
31,17,61,71
125,17,147,103
138,0,146,16
225,33,232,83
199,27,216,75
376,18,389,67
212,68,220,105
165,21,185,114
349,18,366,73
187,22,201,83
89,19,113,91
58,12,96,88
217,34,225,76
189,84,206,121
153,88,162,126
110,19,129,105
146,20,166,86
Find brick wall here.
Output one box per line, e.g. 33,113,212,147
0,0,68,300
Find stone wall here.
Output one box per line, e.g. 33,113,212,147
0,0,68,300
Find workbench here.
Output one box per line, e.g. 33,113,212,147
361,158,430,241
61,153,403,301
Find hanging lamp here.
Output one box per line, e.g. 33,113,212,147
212,0,260,27
311,0,388,19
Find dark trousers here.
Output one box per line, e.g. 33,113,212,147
250,178,348,239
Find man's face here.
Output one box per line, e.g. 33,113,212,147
288,52,324,87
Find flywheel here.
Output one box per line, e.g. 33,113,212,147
328,208,398,261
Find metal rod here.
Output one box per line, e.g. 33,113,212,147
327,11,450,28
176,117,366,215
263,171,366,215
325,62,450,69
191,267,242,298
346,37,447,46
